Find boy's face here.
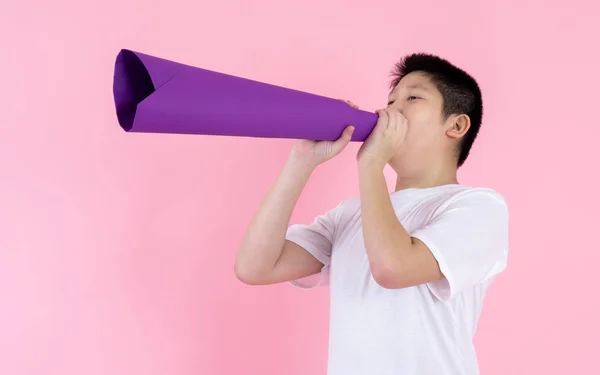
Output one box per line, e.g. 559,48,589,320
386,72,452,171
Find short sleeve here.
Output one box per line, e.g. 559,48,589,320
410,189,509,301
285,202,344,290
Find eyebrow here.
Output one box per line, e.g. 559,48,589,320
388,83,431,103
405,83,430,91
389,83,430,96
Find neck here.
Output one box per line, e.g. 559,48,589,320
393,162,459,192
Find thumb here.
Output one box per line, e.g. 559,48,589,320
330,126,354,155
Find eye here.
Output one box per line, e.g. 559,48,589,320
408,96,419,101
387,100,395,106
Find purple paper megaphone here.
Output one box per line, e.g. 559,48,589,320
112,49,378,141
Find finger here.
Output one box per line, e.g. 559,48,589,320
394,110,403,131
396,110,408,133
380,109,392,136
331,125,354,154
346,100,359,109
381,108,395,131
385,108,397,130
393,111,408,143
376,109,388,132
392,108,405,132
338,99,359,109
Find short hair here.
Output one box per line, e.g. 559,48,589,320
390,53,483,167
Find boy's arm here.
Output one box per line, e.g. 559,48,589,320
234,126,355,286
234,156,319,285
247,240,325,285
358,164,444,289
355,108,508,296
358,164,509,296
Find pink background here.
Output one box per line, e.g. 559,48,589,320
1,0,599,374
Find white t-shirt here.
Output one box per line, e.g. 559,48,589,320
285,184,509,375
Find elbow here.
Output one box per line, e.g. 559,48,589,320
366,239,413,289
371,268,397,289
235,268,259,285
234,262,256,285
234,243,281,285
234,261,266,285
370,258,405,290
234,245,259,285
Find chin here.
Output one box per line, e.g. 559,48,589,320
388,160,402,174
388,155,404,172
389,156,422,175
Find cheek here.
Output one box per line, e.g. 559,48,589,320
404,113,431,136
404,108,427,131
404,117,441,147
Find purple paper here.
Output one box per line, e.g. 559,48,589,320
112,49,378,141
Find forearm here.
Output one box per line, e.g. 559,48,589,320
235,155,315,277
358,162,411,274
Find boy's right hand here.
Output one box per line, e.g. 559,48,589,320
289,100,358,168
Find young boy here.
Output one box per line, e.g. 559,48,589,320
234,53,509,375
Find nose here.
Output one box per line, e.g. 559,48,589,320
384,105,404,115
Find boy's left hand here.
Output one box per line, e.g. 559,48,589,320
357,108,408,169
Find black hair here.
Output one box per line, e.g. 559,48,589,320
390,53,483,167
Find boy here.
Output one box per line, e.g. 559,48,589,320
234,53,509,375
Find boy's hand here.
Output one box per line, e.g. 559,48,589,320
289,100,359,168
357,108,408,170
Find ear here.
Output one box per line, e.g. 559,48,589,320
446,114,470,140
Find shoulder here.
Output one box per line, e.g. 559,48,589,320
437,185,507,209
328,196,361,230
334,195,360,213
425,185,509,226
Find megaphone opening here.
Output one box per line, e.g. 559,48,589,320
113,49,155,131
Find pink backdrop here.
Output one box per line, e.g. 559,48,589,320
2,0,599,374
